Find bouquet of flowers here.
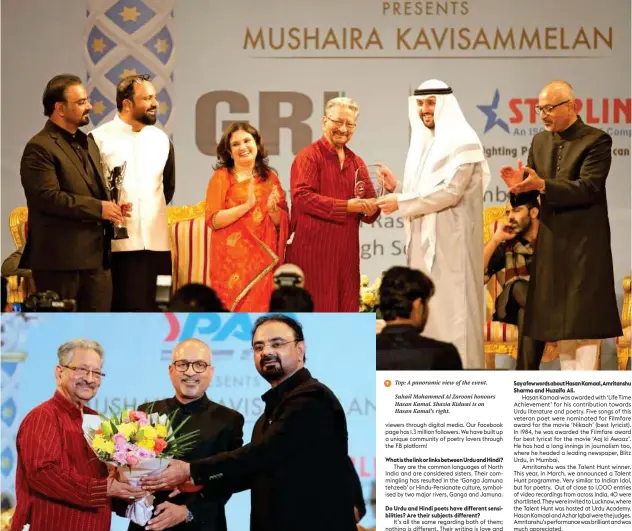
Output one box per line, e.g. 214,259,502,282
83,406,199,525
360,274,383,318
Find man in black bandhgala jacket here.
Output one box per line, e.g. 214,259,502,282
125,338,243,531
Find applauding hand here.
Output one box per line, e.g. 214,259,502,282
499,159,527,189
245,180,256,209
267,186,280,212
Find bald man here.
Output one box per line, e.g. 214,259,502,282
500,80,622,370
130,339,244,531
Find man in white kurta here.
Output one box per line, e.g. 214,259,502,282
90,75,175,311
376,80,490,369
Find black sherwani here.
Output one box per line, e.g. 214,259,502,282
189,368,358,531
525,117,622,341
376,324,463,370
128,395,244,531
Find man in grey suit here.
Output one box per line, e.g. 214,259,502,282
19,74,130,311
501,80,622,370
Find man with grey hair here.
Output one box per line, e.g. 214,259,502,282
286,97,380,311
11,339,145,531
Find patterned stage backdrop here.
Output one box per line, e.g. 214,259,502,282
0,313,376,531
0,315,35,501
83,0,175,132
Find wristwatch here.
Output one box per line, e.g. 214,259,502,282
185,509,194,523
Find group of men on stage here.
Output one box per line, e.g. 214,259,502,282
16,72,622,370
18,73,174,313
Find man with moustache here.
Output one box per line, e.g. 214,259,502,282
500,80,621,370
142,314,359,531
131,338,243,531
286,97,380,311
20,75,130,311
376,266,462,370
376,79,490,369
11,339,145,531
90,74,176,311
483,191,540,369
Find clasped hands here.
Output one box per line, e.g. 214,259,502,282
347,197,379,216
106,459,196,531
101,201,132,225
499,159,545,194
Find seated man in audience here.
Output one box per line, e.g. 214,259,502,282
269,286,314,312
376,266,462,370
168,283,228,312
483,191,540,369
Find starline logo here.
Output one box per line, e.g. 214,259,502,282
477,90,631,134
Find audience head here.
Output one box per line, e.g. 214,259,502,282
269,286,314,312
379,266,435,332
168,283,227,312
507,191,540,236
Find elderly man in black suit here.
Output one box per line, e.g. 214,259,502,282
501,80,622,370
376,266,463,370
141,314,360,531
19,74,131,311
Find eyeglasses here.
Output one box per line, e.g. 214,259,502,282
325,116,357,130
172,360,211,373
535,100,570,115
252,339,299,354
61,365,106,380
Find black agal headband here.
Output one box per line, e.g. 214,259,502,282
414,87,453,96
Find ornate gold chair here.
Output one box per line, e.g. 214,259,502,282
615,276,631,370
483,206,561,369
6,202,212,303
6,207,29,304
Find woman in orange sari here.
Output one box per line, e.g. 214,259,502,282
206,122,290,311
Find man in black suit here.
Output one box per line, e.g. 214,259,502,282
19,74,130,311
501,80,622,370
142,314,359,531
134,338,243,531
376,266,463,370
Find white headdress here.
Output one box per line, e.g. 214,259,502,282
401,79,490,271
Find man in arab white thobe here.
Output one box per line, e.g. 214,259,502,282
376,79,490,369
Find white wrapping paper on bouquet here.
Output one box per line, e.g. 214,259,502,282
119,458,171,526
81,414,171,526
